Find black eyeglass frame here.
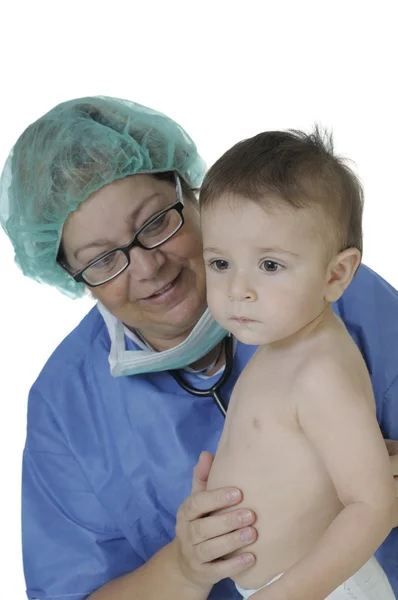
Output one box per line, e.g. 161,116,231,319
60,172,185,287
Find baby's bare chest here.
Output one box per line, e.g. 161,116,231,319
207,356,331,496
226,355,296,433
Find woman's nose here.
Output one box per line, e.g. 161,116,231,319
127,246,166,281
228,272,257,301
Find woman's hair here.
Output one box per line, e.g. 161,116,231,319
200,127,364,256
0,96,206,297
154,171,199,204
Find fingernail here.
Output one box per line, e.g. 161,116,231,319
225,489,240,502
241,553,255,565
237,510,253,525
240,527,254,541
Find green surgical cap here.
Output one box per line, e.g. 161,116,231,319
0,96,206,298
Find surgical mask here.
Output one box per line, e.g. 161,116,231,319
97,303,227,376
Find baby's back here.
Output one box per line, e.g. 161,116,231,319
207,312,375,590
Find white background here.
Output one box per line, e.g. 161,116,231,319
1,1,397,598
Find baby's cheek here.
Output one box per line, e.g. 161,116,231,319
206,290,217,314
206,292,224,321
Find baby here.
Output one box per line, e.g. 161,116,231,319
200,129,396,600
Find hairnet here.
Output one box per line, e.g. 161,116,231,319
0,96,206,298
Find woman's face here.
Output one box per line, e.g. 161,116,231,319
62,175,206,350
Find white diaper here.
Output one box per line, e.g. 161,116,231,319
235,572,283,598
235,556,395,599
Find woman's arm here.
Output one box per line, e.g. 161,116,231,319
25,386,256,600
87,540,209,600
88,452,257,599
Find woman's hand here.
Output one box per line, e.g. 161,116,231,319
175,451,257,589
386,440,398,527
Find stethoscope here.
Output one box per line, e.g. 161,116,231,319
169,334,234,417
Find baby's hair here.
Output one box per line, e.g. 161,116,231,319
200,127,363,256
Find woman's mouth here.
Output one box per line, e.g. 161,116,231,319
141,271,183,304
150,281,174,297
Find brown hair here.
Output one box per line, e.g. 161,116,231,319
200,127,364,256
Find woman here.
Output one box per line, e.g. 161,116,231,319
1,96,397,600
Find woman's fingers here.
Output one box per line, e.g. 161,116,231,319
191,452,215,495
190,508,256,545
193,525,257,563
390,454,398,478
183,486,243,521
385,439,398,457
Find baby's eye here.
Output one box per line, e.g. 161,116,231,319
210,259,229,271
260,260,281,273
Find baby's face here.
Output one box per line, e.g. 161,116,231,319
201,196,331,347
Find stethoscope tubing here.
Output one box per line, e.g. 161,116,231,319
169,334,234,417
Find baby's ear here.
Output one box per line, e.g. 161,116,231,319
324,248,361,303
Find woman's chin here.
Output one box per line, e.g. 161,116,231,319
130,299,207,349
163,297,207,333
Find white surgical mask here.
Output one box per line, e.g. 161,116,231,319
97,303,227,376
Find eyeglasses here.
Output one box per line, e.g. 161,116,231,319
63,172,185,287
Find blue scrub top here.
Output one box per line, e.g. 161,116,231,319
23,265,398,600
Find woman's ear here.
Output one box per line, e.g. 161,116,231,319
324,248,361,303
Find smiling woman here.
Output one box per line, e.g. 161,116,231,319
60,172,206,350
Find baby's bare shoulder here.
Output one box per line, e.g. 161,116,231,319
293,331,373,409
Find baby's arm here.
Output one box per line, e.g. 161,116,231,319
254,359,396,600
385,440,398,526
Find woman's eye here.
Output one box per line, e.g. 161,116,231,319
261,260,281,273
210,259,229,271
92,253,117,269
144,213,167,234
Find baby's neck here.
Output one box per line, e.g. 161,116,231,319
266,304,336,354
